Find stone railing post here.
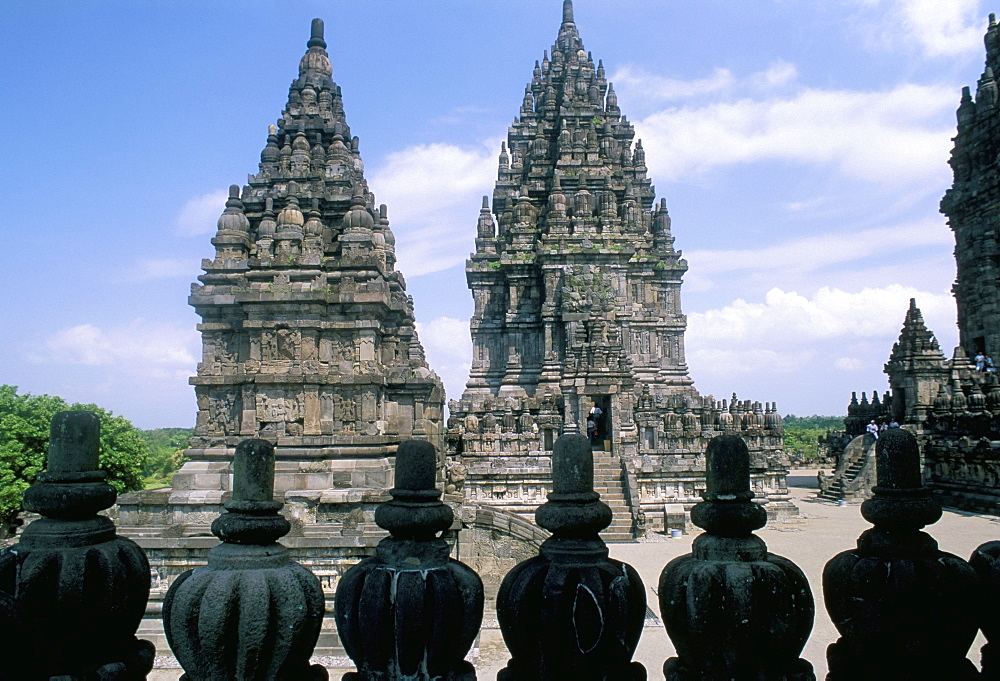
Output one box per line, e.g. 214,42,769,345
496,434,646,681
0,410,155,679
970,540,1000,679
823,427,979,681
334,439,484,680
658,434,814,681
163,438,327,680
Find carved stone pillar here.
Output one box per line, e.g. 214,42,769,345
824,428,979,681
335,439,484,680
164,439,327,681
496,434,646,681
658,434,814,681
0,411,154,679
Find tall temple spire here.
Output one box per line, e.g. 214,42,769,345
449,2,793,539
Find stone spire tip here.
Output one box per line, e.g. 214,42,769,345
308,18,326,49
562,0,574,24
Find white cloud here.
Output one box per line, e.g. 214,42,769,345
853,0,985,57
175,190,228,237
685,219,951,284
633,83,955,186
611,65,736,100
835,356,864,371
685,285,958,414
688,285,955,345
372,142,498,277
127,258,196,282
36,320,198,374
416,316,472,403
748,60,798,90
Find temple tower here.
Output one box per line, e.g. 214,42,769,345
942,13,1000,358
446,1,793,540
884,299,949,425
174,18,444,509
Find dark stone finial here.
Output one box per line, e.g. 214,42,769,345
823,428,979,681
46,409,100,472
231,437,275,501
164,438,327,681
659,435,814,680
335,439,484,681
0,410,155,679
308,17,326,48
562,0,574,24
496,434,646,681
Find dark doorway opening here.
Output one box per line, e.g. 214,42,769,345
587,395,611,450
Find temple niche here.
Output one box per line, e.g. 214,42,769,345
446,0,795,538
120,19,443,538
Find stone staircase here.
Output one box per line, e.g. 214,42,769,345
818,434,877,502
592,447,635,542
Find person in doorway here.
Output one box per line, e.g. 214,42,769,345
587,416,597,443
589,403,603,443
987,356,996,373
976,352,986,371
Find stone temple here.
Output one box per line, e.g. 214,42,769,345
172,18,444,510
823,15,1000,513
445,0,794,540
117,19,444,650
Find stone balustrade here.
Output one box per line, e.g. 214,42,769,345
2,412,998,680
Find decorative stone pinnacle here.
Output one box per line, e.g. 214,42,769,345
660,434,814,681
3,410,155,679
211,439,290,545
308,17,326,48
497,433,646,680
165,438,328,681
859,427,941,533
24,411,116,520
336,439,484,681
373,439,453,539
823,427,980,681
690,434,767,539
562,0,574,24
535,434,611,537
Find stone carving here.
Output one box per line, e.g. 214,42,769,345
335,440,483,680
659,435,814,680
0,412,155,679
164,439,327,680
823,429,979,681
496,434,646,680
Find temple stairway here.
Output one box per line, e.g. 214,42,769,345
592,448,635,542
817,435,876,502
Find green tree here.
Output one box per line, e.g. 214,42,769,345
782,414,845,460
0,385,148,532
141,427,191,488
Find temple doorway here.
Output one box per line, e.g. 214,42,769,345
587,395,611,451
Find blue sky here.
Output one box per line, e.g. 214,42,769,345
0,0,988,428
